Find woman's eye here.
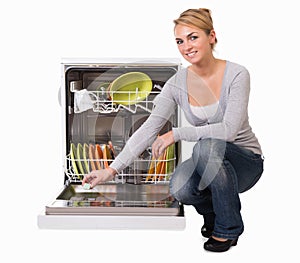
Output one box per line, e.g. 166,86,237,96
190,36,198,41
176,40,183,45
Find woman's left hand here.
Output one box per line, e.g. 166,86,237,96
152,130,175,159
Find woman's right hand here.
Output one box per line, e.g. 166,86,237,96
82,167,117,188
152,131,175,159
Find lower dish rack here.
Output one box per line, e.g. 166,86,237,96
67,141,176,184
65,153,176,184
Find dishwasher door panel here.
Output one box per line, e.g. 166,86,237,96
37,213,185,230
38,183,185,229
45,183,181,216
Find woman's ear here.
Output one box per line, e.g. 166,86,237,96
209,30,217,45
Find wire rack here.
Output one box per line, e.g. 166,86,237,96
65,154,176,184
74,89,161,114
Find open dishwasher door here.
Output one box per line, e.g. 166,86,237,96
38,58,186,230
38,183,185,229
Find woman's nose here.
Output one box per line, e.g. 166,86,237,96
182,41,192,51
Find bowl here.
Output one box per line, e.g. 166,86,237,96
109,72,152,105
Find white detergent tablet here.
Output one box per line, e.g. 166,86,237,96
83,183,91,190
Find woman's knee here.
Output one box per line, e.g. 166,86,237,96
170,176,196,204
192,138,226,163
170,180,189,203
191,138,227,190
169,159,196,202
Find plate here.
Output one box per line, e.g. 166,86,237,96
146,149,166,182
165,144,175,175
109,72,152,105
108,140,116,159
155,150,167,181
77,143,88,175
88,144,97,171
95,144,103,169
101,144,112,168
83,143,90,173
70,143,79,175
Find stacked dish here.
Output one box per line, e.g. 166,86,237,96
109,72,152,105
69,142,115,179
145,144,175,182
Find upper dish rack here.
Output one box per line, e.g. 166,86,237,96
71,82,162,114
94,89,159,114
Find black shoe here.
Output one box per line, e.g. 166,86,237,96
201,225,214,238
204,236,238,252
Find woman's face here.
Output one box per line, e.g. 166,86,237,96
174,24,215,64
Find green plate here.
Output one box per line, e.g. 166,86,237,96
109,72,152,105
165,144,175,175
77,143,89,175
70,143,79,175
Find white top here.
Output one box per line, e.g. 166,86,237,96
189,101,219,121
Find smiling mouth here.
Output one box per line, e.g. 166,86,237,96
186,51,197,57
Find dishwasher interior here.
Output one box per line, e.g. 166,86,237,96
38,59,185,229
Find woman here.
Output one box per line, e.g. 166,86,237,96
82,8,264,252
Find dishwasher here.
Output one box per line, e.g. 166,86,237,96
38,58,186,229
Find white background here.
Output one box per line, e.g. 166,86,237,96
1,0,299,261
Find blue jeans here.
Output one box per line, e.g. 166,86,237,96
170,138,264,239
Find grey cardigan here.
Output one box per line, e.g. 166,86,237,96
110,61,262,173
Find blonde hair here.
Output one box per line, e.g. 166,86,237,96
174,8,217,49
